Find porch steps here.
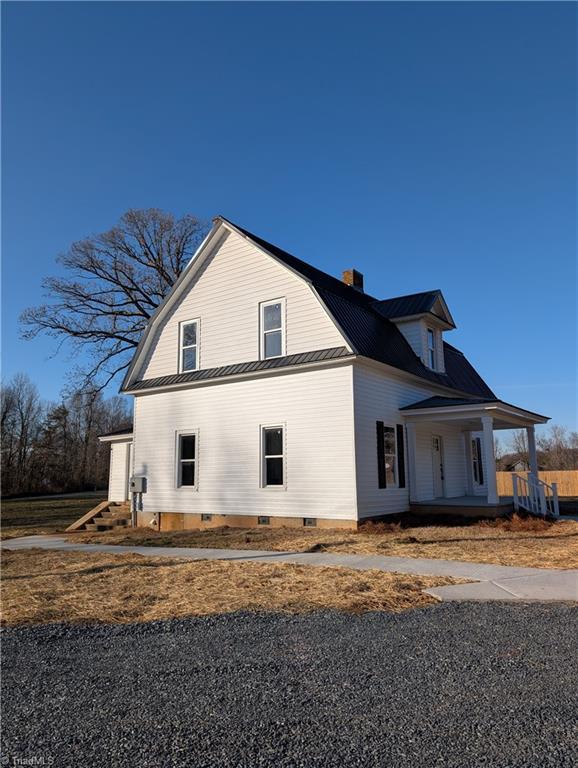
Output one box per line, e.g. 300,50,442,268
65,501,131,532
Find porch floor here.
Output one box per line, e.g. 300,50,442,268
414,496,513,508
410,496,514,519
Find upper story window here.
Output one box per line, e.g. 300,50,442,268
260,299,285,360
180,319,199,372
427,328,436,369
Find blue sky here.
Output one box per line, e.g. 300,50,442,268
2,2,576,432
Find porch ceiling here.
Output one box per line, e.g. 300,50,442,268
400,397,549,431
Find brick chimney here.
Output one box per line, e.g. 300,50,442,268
342,269,364,293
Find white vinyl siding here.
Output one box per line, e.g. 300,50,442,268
132,365,357,521
108,440,131,502
353,362,469,516
140,230,346,380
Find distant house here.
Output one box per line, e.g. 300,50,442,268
98,217,550,530
506,457,531,473
498,452,546,473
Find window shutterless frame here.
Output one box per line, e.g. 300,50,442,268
175,430,199,489
260,424,286,489
179,319,200,373
427,328,436,370
472,437,484,486
259,299,285,360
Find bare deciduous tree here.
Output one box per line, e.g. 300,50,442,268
511,429,528,460
21,209,208,389
1,374,44,495
501,425,578,472
536,425,578,470
2,373,132,496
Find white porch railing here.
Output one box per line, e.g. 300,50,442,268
512,473,559,518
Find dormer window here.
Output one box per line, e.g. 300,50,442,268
427,328,436,369
260,299,285,359
179,319,199,372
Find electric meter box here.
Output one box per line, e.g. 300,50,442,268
130,476,147,493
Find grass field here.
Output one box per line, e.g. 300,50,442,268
3,495,577,569
0,548,455,626
71,515,578,569
1,493,106,539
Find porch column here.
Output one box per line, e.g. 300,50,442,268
526,425,539,479
405,423,419,503
481,415,499,504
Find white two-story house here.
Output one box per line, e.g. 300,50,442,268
99,216,550,531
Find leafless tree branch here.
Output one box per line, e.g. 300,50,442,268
20,209,209,390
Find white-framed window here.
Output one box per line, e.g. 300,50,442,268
260,299,285,360
179,319,199,372
427,328,436,369
383,425,398,488
176,431,198,488
472,437,484,486
261,425,285,487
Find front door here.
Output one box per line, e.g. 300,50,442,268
432,435,445,498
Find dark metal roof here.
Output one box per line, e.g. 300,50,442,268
127,347,352,392
401,396,496,410
316,289,495,398
98,426,134,438
227,220,494,400
231,222,382,305
372,290,454,327
442,343,496,399
401,396,549,421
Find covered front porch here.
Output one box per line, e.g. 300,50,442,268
400,396,550,517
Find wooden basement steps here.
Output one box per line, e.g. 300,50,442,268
65,500,131,533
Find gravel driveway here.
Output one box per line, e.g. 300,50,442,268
2,604,577,768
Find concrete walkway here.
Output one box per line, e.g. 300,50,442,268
3,534,577,603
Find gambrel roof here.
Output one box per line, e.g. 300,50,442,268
225,220,494,399
122,216,496,400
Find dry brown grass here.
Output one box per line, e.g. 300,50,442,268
70,514,578,570
1,494,106,539
0,549,455,626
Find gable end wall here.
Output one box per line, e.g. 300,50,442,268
139,230,346,380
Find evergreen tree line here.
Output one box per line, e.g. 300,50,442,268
1,373,131,497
